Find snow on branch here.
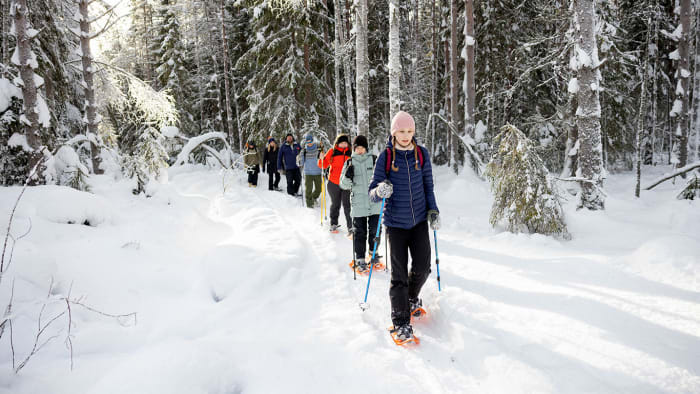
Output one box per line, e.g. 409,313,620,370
173,132,230,167
644,162,700,190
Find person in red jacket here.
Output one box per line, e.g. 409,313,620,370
318,134,352,235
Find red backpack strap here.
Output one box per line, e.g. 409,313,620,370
384,148,392,175
417,145,425,168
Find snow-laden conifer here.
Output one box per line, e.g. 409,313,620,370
486,124,570,239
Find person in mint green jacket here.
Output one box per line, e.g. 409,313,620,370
340,135,382,272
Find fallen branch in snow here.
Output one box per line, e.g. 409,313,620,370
644,162,700,190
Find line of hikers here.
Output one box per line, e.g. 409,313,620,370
242,111,441,342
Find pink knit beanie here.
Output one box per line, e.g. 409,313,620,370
390,111,416,136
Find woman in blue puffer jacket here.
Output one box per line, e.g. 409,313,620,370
369,111,440,343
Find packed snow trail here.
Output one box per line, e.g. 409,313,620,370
1,165,699,393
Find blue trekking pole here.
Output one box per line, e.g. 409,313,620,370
359,197,385,311
434,229,441,292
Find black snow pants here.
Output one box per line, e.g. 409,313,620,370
388,220,431,327
352,214,380,259
327,181,351,229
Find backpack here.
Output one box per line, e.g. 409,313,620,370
384,146,425,176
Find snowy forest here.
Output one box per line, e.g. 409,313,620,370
1,0,700,392
0,0,699,192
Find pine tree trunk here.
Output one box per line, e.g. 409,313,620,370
220,0,235,151
444,37,451,166
339,0,355,134
431,0,437,155
574,0,605,210
463,0,475,139
204,2,225,134
355,0,369,136
693,2,700,163
1,0,9,76
651,6,660,165
78,0,103,174
635,17,652,198
674,0,692,172
388,0,401,116
561,94,578,178
12,0,43,178
333,0,343,138
449,0,458,172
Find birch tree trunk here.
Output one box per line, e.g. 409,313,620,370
78,0,103,174
635,17,651,198
355,0,369,136
388,0,401,116
463,0,475,139
573,0,605,210
12,0,43,179
449,0,459,172
673,0,691,172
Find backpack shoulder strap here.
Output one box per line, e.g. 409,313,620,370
384,148,392,175
417,145,425,168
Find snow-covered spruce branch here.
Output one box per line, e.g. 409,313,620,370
644,162,700,190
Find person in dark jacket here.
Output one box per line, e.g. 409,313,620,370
369,111,440,342
277,133,302,196
262,137,281,191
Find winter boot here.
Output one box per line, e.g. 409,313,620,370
329,224,340,233
409,298,425,319
394,324,414,340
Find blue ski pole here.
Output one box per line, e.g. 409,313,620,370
359,197,385,310
434,229,441,292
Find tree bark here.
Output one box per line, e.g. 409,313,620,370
333,0,343,137
355,0,369,136
220,0,236,151
449,0,458,172
12,0,43,180
339,0,355,135
635,17,652,198
673,0,692,173
78,0,103,174
573,0,605,210
463,0,475,139
388,0,401,116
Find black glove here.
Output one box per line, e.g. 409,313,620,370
261,163,266,173
345,165,354,181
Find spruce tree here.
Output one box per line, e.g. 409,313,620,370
486,124,569,239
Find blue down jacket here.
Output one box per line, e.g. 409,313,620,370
369,136,438,229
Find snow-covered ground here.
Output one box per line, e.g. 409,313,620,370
0,164,698,394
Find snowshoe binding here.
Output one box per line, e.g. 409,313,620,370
329,224,340,234
349,260,370,274
409,298,427,322
388,324,419,346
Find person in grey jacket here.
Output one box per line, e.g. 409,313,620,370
340,135,382,272
299,133,323,207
